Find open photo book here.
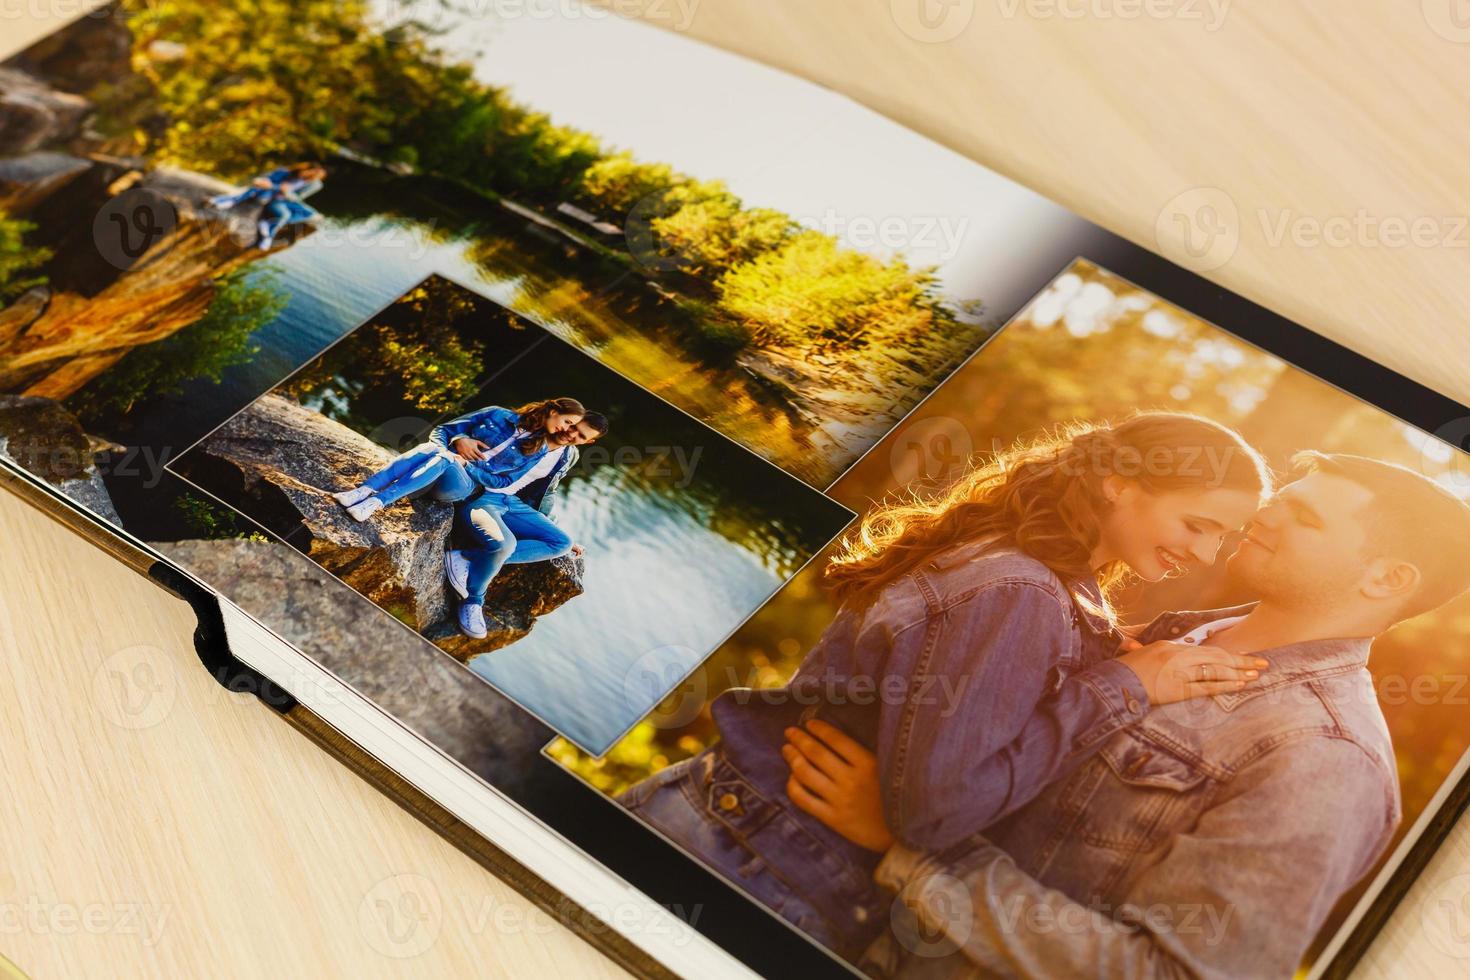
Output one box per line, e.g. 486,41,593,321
4,4,1470,977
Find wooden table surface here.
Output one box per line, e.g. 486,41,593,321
5,2,1470,977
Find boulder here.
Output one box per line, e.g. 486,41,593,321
0,393,121,525
152,537,555,785
0,151,93,214
0,160,314,399
0,68,93,155
177,393,584,662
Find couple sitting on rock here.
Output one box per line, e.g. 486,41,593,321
330,397,608,639
208,162,328,250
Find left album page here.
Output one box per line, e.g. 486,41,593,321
0,2,1108,786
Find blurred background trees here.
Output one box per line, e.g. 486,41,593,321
95,0,976,364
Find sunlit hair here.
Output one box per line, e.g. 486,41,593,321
1294,451,1470,623
825,413,1273,616
514,397,586,455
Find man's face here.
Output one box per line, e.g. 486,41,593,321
1227,472,1376,608
554,420,601,447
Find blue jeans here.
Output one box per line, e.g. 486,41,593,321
259,198,317,239
361,444,476,506
619,749,886,961
211,186,272,208
460,494,572,603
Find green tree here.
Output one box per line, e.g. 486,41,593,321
68,268,286,421
716,230,944,350
0,210,52,303
651,180,795,276
282,278,485,420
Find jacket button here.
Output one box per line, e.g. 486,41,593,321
718,792,740,812
1126,696,1141,714
853,906,870,924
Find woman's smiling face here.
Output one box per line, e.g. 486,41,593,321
543,409,583,436
1097,481,1263,582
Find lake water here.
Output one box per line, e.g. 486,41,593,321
98,165,848,752
118,166,825,485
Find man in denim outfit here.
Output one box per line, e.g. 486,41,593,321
855,454,1470,978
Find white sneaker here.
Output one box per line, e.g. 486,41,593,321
333,486,374,507
346,496,385,522
444,549,470,599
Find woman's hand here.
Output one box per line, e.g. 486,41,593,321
782,720,895,853
452,437,490,462
1117,640,1269,705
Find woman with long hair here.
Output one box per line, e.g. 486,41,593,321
618,412,1273,959
331,396,587,522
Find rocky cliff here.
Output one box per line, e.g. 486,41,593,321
153,537,555,785
0,66,312,400
175,393,584,663
0,393,121,524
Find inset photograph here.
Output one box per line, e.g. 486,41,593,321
170,275,854,752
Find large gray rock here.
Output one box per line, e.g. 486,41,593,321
0,393,120,525
179,393,584,661
0,151,92,213
152,537,554,786
0,68,92,155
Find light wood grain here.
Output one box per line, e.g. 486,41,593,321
5,2,1470,978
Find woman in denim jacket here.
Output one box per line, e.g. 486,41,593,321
618,413,1273,960
329,396,585,519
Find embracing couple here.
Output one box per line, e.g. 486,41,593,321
329,397,608,639
619,412,1470,977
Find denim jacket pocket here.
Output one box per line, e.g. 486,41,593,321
1072,733,1208,854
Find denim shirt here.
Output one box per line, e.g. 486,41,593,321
429,406,551,490
865,604,1402,980
703,541,1150,951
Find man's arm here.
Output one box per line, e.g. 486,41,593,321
874,740,1398,979
430,406,509,451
